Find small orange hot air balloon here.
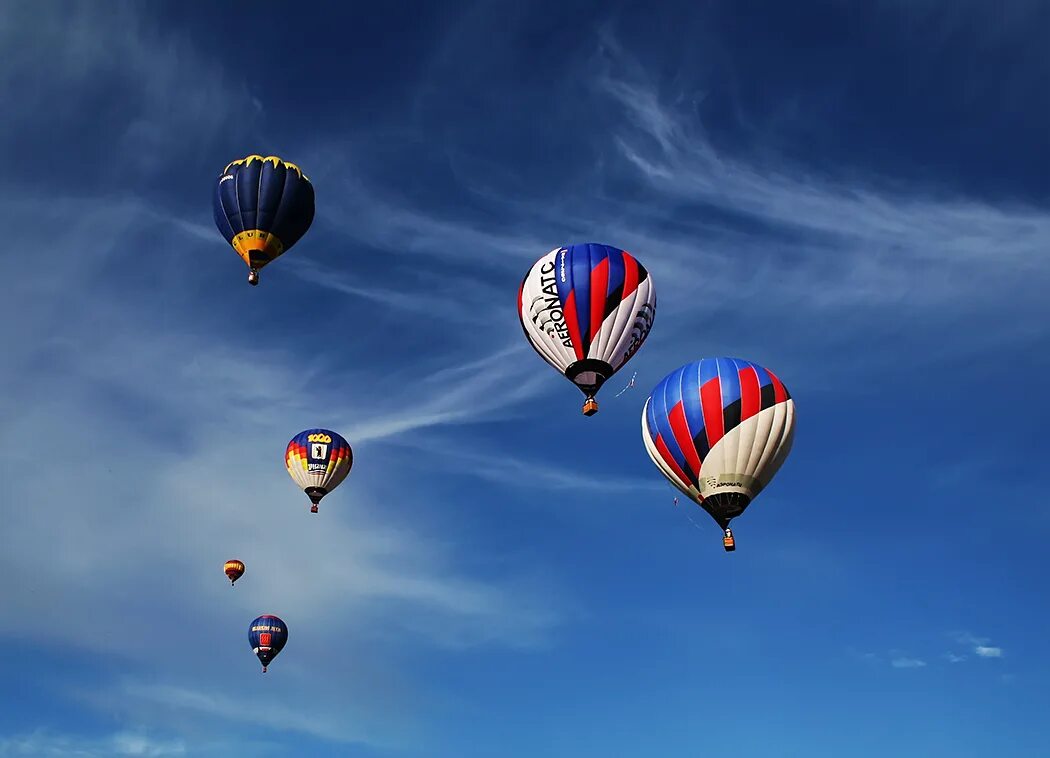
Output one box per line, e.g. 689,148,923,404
224,559,245,587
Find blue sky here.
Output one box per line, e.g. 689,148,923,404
1,1,1048,755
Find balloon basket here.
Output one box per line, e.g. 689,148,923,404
723,533,736,552
582,398,599,416
310,504,318,513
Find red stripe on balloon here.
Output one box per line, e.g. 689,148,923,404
589,256,610,341
738,365,761,424
563,290,585,361
622,252,639,299
701,376,725,450
655,433,693,489
769,369,788,404
668,401,702,477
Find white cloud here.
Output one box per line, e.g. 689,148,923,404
891,657,927,669
0,730,185,757
950,632,1006,660
107,683,395,748
278,39,1050,397
595,65,1049,268
0,3,257,171
975,646,1003,658
579,47,1050,382
0,184,565,748
396,435,666,499
338,343,551,446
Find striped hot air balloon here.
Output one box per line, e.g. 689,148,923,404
642,358,796,552
518,243,656,416
285,429,353,513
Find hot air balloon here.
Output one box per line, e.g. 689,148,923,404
248,615,288,673
518,243,656,416
285,429,353,513
642,357,795,552
224,559,245,586
212,154,315,286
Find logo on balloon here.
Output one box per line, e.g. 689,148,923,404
707,476,743,488
307,433,332,444
529,259,572,347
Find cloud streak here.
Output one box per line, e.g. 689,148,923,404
594,46,1050,268
0,34,566,740
953,632,1005,660
0,2,257,178
271,32,1050,396
891,657,927,669
975,645,1004,658
0,729,186,757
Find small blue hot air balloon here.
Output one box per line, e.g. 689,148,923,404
248,614,288,673
213,155,315,286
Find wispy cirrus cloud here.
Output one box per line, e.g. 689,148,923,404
593,41,1049,269
393,433,665,500
953,632,1005,659
0,2,258,177
0,149,563,757
274,31,1050,398
77,681,408,750
568,37,1050,389
0,208,564,646
335,343,551,446
855,632,1010,670
0,729,185,757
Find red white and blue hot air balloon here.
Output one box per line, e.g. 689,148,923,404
642,358,796,552
518,243,656,416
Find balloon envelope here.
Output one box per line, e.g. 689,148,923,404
248,615,288,672
517,243,656,414
224,559,245,586
212,154,315,279
285,429,353,512
642,357,795,530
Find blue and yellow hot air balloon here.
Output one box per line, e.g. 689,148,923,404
212,155,315,285
248,614,288,673
285,429,353,513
